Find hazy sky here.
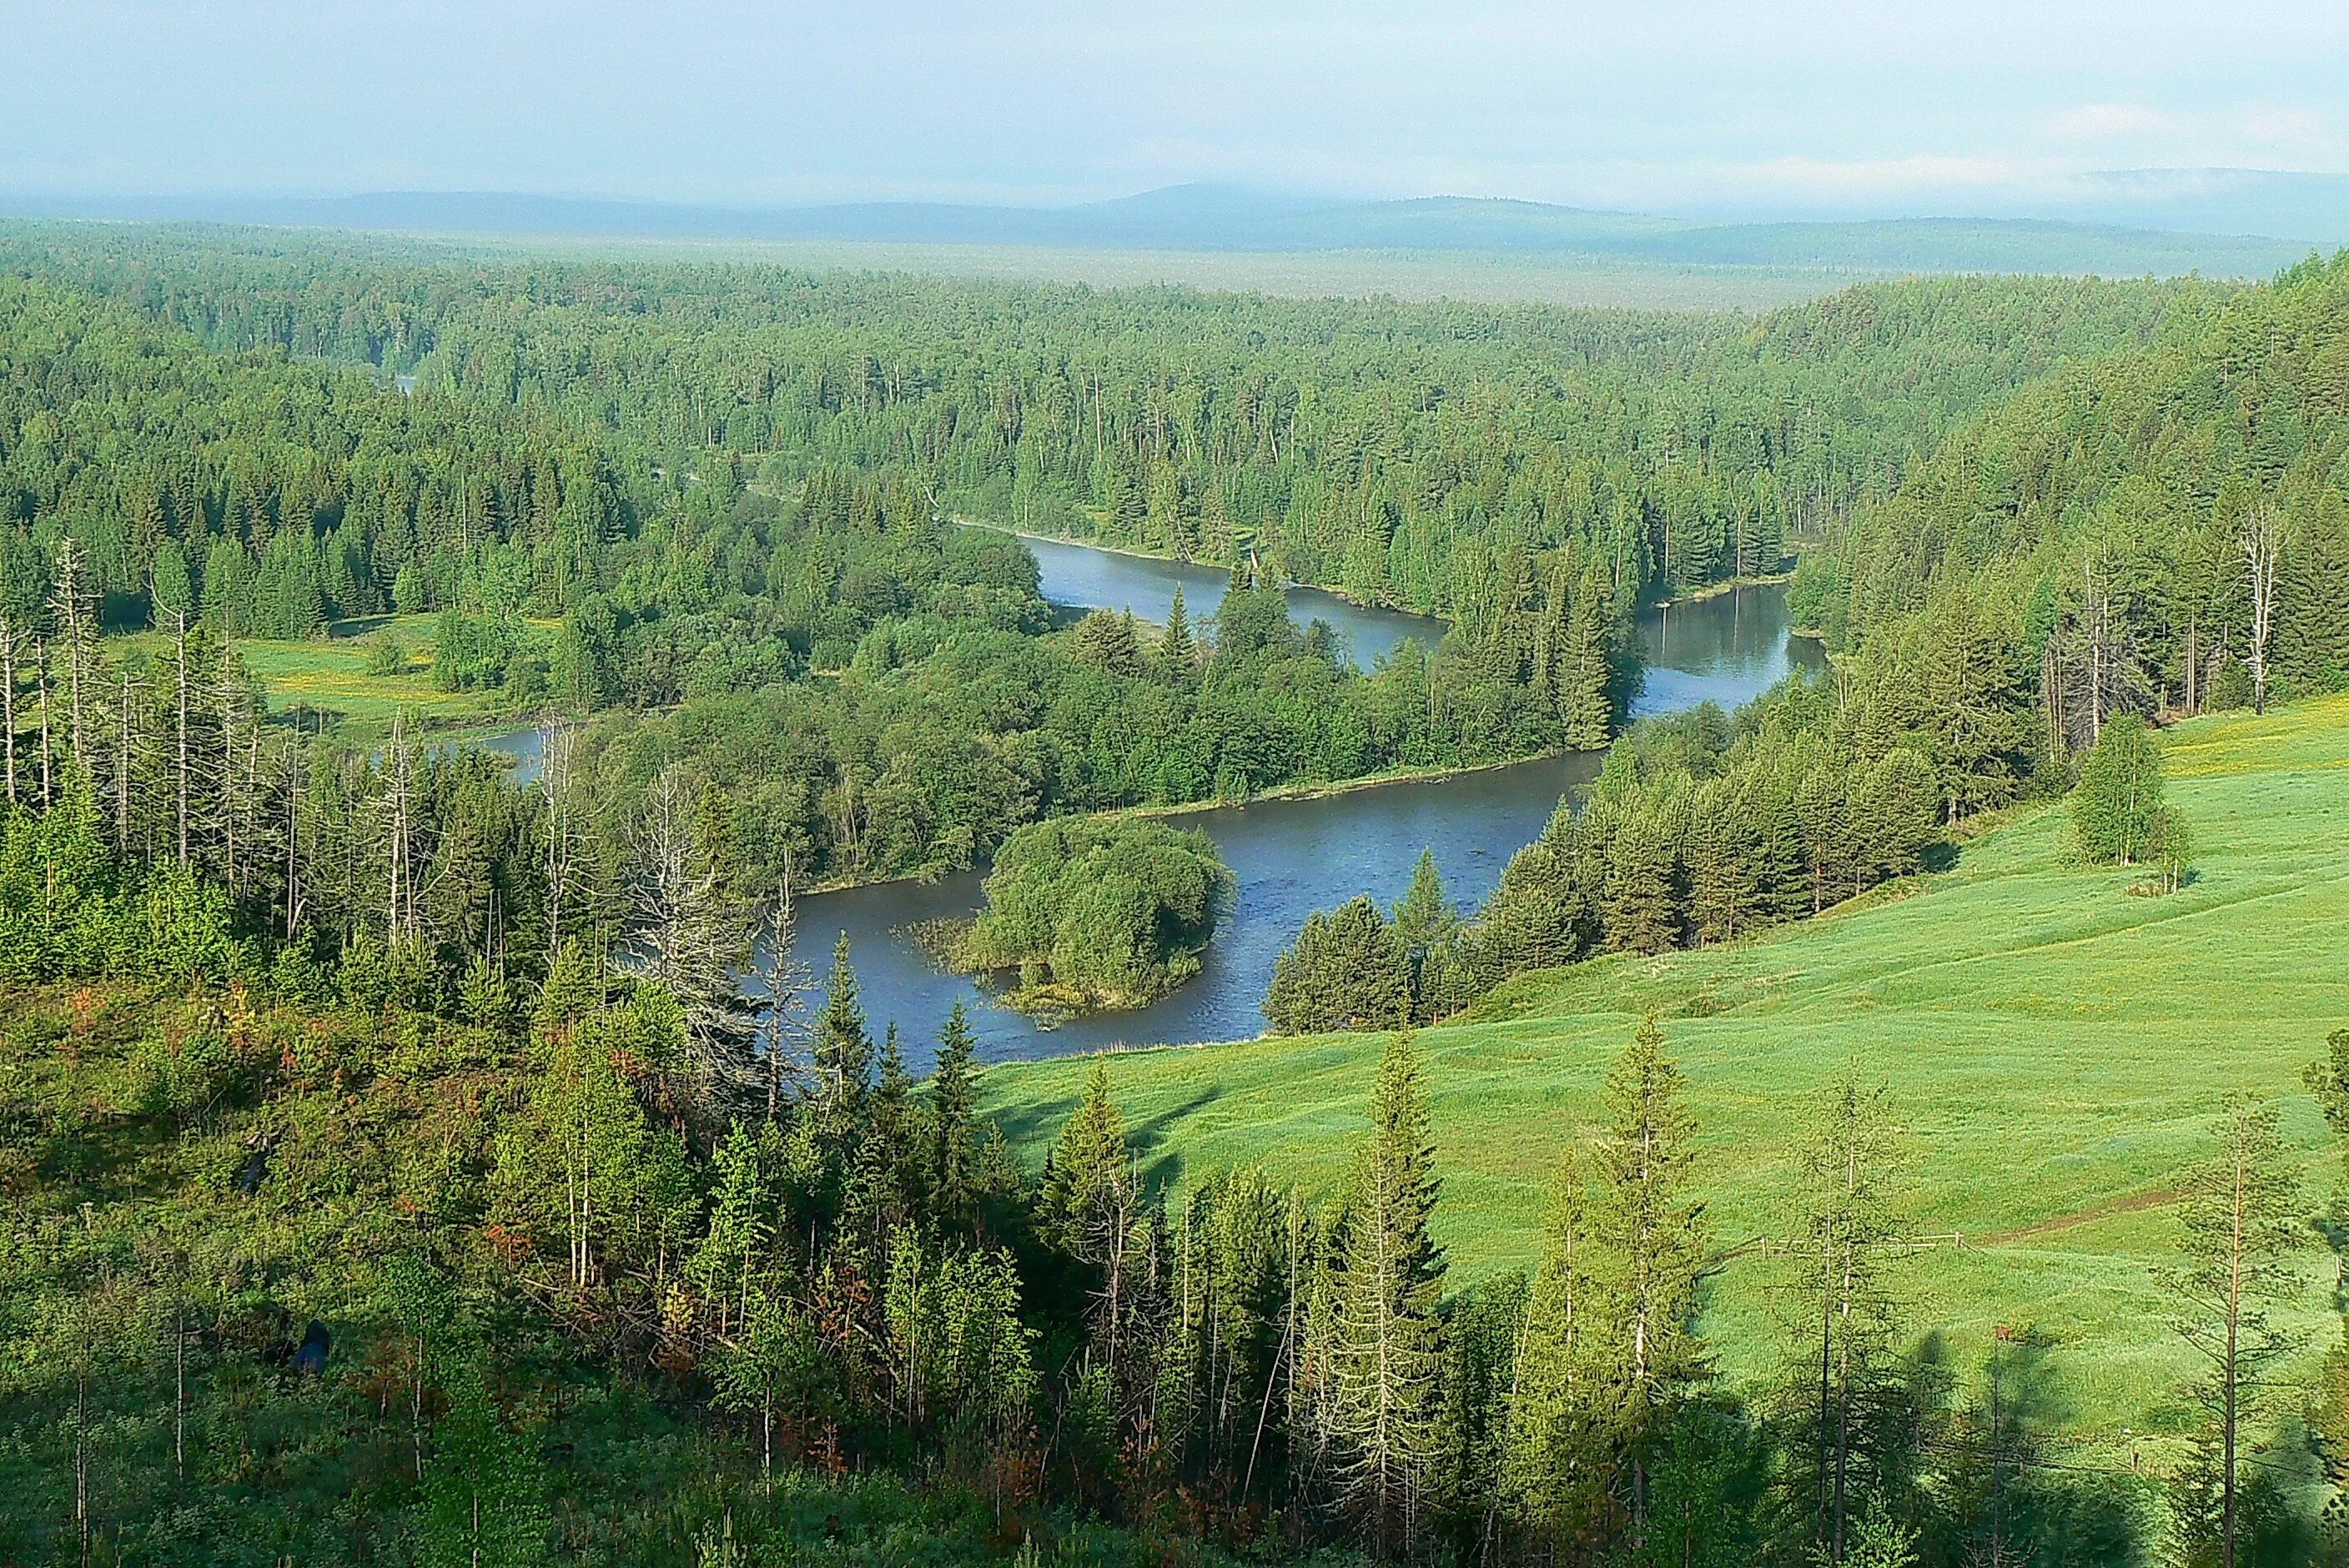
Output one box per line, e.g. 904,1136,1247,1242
7,1,2349,213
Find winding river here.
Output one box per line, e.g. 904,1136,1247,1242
475,545,1817,1068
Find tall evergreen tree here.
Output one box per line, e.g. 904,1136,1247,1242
1041,1059,1141,1380
1390,848,1457,1022
812,934,873,1179
926,1000,981,1226
1157,583,1199,684
1264,895,1412,1035
1781,1072,1908,1565
1329,1033,1447,1558
1586,1017,1712,1549
2165,1094,2303,1568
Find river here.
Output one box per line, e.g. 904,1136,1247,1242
472,544,1815,1068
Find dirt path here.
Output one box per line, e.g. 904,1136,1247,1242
1977,1187,2182,1247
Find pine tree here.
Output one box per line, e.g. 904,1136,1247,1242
926,1001,981,1228
1585,1017,1712,1548
1330,1033,1447,1557
2165,1094,2304,1568
1782,1073,1907,1565
1157,583,1199,684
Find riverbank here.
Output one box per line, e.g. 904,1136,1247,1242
792,745,1578,899
1649,570,1794,607
964,518,1445,622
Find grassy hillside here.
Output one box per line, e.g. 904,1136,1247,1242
978,693,2349,1445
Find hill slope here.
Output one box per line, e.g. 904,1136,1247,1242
4,186,2309,279
978,694,2349,1437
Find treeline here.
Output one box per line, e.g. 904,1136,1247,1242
1270,259,2349,1026
1,222,2196,624
0,274,631,641
1268,673,1960,1033
1796,249,2349,745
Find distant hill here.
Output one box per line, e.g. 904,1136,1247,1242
2,183,2315,279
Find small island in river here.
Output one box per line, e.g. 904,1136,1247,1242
943,817,1235,1018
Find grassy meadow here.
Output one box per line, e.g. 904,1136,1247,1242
108,614,515,736
978,693,2349,1449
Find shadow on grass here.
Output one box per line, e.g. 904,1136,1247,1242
983,1079,1222,1196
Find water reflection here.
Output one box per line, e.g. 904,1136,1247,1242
1013,531,1443,670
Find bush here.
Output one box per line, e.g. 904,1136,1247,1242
365,636,412,676
2071,716,2167,867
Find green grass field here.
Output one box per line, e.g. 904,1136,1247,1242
109,615,514,737
978,693,2349,1449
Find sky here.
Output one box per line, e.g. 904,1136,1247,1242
6,1,2349,215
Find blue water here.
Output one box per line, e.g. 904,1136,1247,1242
471,542,1814,1068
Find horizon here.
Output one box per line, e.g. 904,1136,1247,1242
8,3,2348,231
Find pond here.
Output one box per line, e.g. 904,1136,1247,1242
467,543,1817,1068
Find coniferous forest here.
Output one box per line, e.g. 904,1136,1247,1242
9,219,2349,1567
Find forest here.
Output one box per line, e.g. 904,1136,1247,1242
8,221,2349,1564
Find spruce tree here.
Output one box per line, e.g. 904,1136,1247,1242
1158,583,1199,684
1264,896,1412,1035
1390,848,1457,1021
926,1000,980,1226
1559,572,1617,750
812,934,873,1189
1508,1143,1611,1547
1601,809,1683,955
1586,1017,1712,1548
1042,1059,1141,1379
1782,1072,1907,1564
1330,1033,1447,1557
2165,1094,2303,1568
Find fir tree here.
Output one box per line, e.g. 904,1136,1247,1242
1157,582,1199,683
1587,1017,1712,1549
926,1000,981,1227
2165,1094,2304,1568
1330,1033,1447,1557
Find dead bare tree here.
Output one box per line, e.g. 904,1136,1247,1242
628,764,756,1114
171,611,194,867
540,721,580,961
2240,505,2283,715
0,613,18,804
50,538,95,780
753,860,815,1121
384,712,419,946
